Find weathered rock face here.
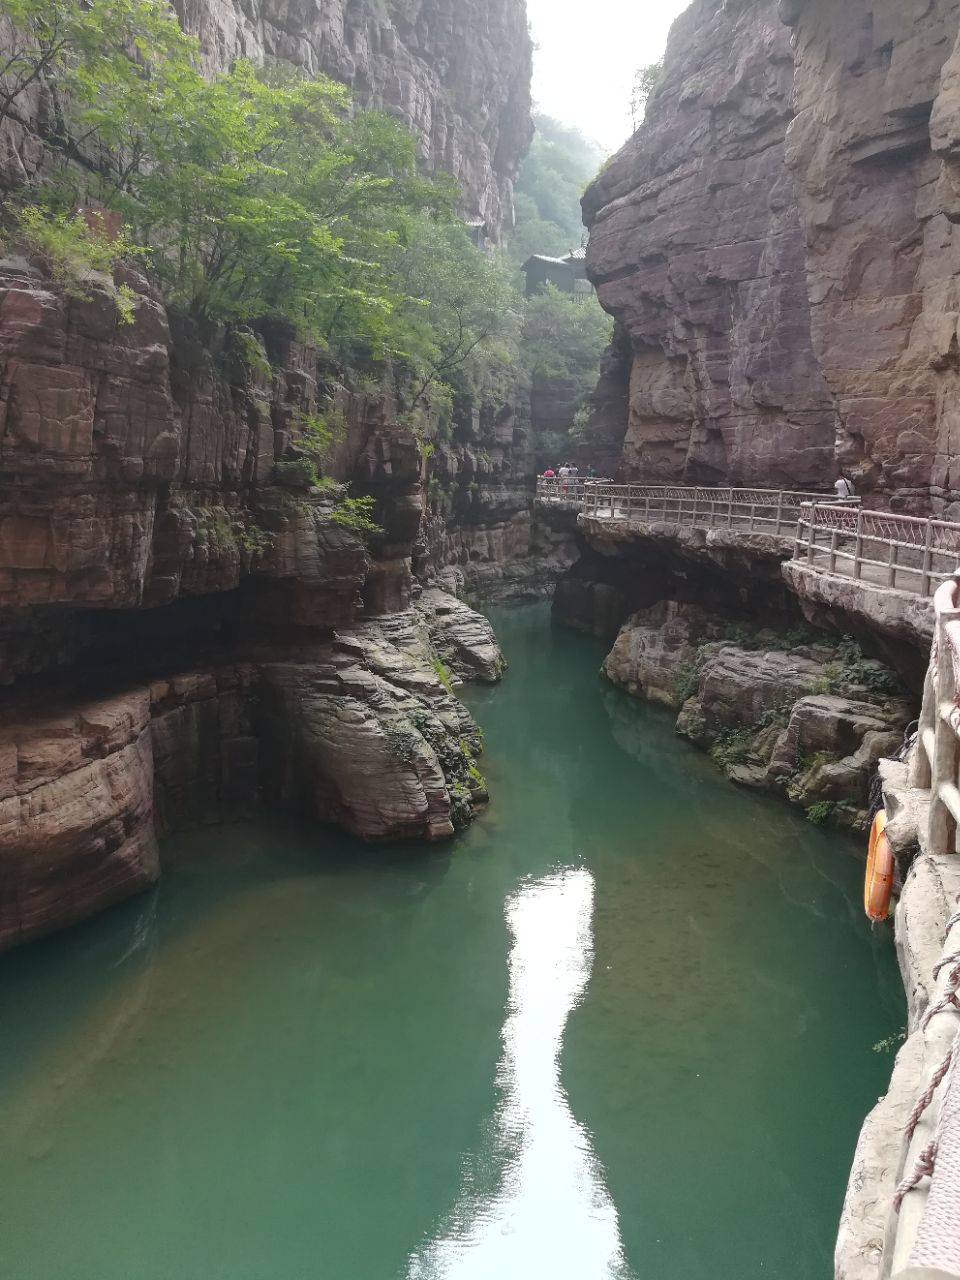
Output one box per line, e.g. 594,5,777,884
0,588,500,948
553,516,798,639
0,259,475,689
782,0,960,514
583,0,960,512
601,600,730,705
418,586,504,682
601,601,911,827
582,0,835,489
0,263,384,632
0,691,159,950
258,606,491,841
0,0,532,947
185,0,533,238
419,409,580,605
0,256,513,945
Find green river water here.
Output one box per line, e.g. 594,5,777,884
0,603,902,1280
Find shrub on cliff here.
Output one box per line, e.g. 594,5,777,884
11,206,139,320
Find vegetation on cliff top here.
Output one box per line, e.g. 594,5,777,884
0,0,521,412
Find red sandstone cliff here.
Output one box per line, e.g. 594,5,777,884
0,0,532,948
584,0,960,514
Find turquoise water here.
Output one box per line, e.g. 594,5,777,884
0,604,902,1279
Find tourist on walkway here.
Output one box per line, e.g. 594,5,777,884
834,472,856,500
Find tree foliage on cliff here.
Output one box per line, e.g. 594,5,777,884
0,0,519,397
630,60,663,132
521,284,612,398
0,0,192,134
393,219,522,407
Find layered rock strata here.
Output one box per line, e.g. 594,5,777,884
1,592,498,950
421,423,580,605
601,601,911,828
582,0,835,489
0,254,509,948
554,518,797,640
582,0,960,512
0,692,159,950
782,0,960,514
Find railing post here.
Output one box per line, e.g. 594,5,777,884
727,492,733,527
775,490,783,534
748,501,756,532
921,519,933,597
887,540,898,588
691,493,698,526
807,504,817,564
853,510,864,580
829,527,838,574
930,604,960,854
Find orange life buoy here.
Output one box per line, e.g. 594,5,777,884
865,809,895,922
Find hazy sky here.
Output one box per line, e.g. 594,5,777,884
525,0,692,154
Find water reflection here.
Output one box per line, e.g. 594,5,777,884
407,867,634,1280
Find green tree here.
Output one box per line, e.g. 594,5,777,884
5,24,455,352
521,283,612,398
630,60,663,132
391,218,523,406
1,0,527,413
114,61,451,343
0,0,195,143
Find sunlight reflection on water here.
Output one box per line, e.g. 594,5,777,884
407,866,634,1280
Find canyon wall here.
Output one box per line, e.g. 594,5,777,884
583,0,835,490
178,0,533,239
0,0,534,948
0,260,506,949
1,0,532,242
583,0,960,513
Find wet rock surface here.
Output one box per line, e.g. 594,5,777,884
601,602,911,828
0,593,502,949
0,691,159,950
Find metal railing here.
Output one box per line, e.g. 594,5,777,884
576,483,850,536
793,504,960,598
535,477,611,504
